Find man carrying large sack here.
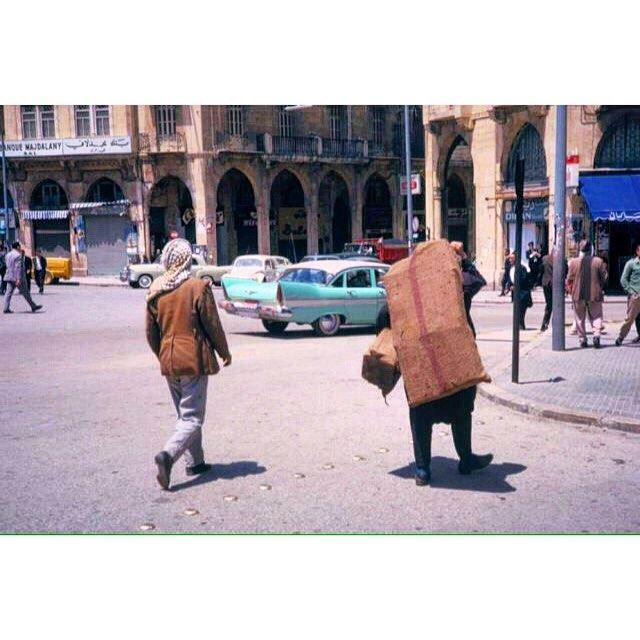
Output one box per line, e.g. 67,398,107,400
381,240,493,486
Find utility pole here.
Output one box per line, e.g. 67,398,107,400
1,122,9,246
511,158,525,383
403,106,413,254
552,105,567,351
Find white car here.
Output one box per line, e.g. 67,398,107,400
226,254,291,282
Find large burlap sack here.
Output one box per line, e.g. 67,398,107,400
384,240,491,408
361,328,401,399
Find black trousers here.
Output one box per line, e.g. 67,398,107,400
409,406,473,470
34,270,45,293
542,283,553,327
0,268,6,294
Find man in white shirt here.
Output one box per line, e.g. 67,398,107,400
33,249,48,294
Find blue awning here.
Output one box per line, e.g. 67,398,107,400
580,173,640,222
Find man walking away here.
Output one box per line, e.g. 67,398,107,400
540,248,568,332
22,249,33,291
146,239,232,490
3,242,43,314
33,249,47,294
615,241,640,346
566,240,608,349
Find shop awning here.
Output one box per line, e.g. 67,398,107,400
21,209,70,220
70,200,130,216
580,173,640,222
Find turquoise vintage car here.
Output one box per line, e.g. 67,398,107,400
219,260,389,336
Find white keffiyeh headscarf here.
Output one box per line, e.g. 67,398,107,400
146,238,193,303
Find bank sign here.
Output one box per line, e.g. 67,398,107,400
0,135,132,157
503,197,549,223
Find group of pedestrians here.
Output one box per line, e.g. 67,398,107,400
1,241,44,314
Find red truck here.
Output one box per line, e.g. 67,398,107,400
343,238,410,264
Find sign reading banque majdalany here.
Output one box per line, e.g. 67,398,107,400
0,135,132,157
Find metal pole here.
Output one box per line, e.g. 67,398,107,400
403,106,413,254
1,126,9,246
511,158,525,384
552,105,567,351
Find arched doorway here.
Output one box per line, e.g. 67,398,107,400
83,178,132,275
319,171,351,253
363,174,392,239
149,177,194,258
592,114,640,287
30,179,71,257
216,169,257,264
271,170,306,261
442,137,474,255
504,124,548,254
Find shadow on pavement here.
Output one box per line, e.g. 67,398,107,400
389,457,527,493
170,460,267,492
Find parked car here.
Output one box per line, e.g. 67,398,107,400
43,257,72,284
300,254,341,262
219,260,389,336
225,254,291,282
121,254,231,289
343,238,409,264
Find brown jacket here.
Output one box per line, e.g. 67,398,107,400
145,278,231,377
566,255,608,303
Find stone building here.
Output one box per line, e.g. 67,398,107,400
0,105,424,275
423,105,640,289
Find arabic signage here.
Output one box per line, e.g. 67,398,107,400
503,197,549,223
0,135,132,158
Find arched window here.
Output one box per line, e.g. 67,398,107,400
30,180,68,209
86,178,124,203
595,115,640,169
506,124,547,184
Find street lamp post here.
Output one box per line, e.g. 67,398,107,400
552,105,567,351
403,105,413,254
1,126,9,246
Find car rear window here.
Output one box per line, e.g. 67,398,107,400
280,268,331,284
234,258,262,267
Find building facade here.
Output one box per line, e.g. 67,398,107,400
0,105,424,275
423,105,640,289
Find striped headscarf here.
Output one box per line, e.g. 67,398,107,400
146,238,193,303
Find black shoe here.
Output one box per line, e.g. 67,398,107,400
632,336,640,344
31,304,42,313
580,339,588,348
540,323,548,332
186,463,212,477
593,337,601,349
458,453,493,475
3,309,12,314
154,451,173,490
615,337,623,347
415,467,431,486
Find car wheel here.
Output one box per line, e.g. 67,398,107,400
44,270,53,285
138,274,153,289
262,320,288,335
52,277,60,285
312,314,341,337
201,275,214,287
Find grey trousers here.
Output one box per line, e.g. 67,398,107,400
3,281,37,312
163,375,208,467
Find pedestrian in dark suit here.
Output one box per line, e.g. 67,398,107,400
526,242,542,289
507,253,533,330
0,242,7,295
22,250,33,291
499,248,510,296
540,249,568,332
33,249,47,294
451,241,486,338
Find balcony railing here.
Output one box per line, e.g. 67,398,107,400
138,132,185,153
271,135,318,157
367,141,391,157
214,130,261,153
321,138,365,158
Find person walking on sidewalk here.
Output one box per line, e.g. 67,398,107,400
499,248,511,296
377,303,492,486
3,242,43,314
615,241,640,346
451,241,486,338
33,249,47,294
145,238,232,490
0,242,7,295
566,240,608,349
507,253,533,330
540,248,568,332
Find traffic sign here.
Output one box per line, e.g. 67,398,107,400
400,173,422,196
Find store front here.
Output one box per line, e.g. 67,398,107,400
503,197,549,254
579,172,640,291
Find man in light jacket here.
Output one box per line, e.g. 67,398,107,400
566,240,608,349
615,241,640,346
145,239,232,490
3,242,42,314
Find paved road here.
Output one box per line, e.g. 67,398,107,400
1,285,639,533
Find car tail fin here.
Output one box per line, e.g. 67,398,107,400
276,284,284,306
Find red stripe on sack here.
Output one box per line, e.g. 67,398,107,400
408,252,447,396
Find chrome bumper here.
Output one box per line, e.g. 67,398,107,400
257,304,293,321
218,299,261,319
